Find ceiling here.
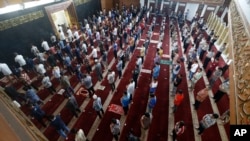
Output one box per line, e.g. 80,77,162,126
0,0,41,8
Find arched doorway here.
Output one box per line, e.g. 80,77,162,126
45,0,78,37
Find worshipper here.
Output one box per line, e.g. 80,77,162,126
113,42,118,59
172,89,184,113
63,53,74,75
83,54,92,74
208,35,218,51
81,74,95,97
127,79,135,102
212,79,229,103
101,49,108,69
189,60,199,80
136,56,142,70
47,52,57,68
110,118,121,141
195,113,219,135
132,65,140,88
170,121,185,141
60,73,74,97
172,74,182,96
189,67,203,90
24,86,43,106
206,57,219,78
74,129,89,141
66,95,81,117
92,94,105,118
30,105,50,127
152,62,160,79
52,66,61,81
18,70,39,91
41,39,50,53
94,59,103,81
203,50,214,70
172,60,181,82
58,29,66,45
193,87,210,110
199,41,208,61
49,114,70,140
74,64,84,82
116,57,123,79
31,44,40,57
140,113,151,140
41,74,56,95
0,63,13,83
107,69,116,91
89,46,98,60
183,34,191,54
121,91,130,115
209,67,222,87
14,52,27,70
149,78,158,94
35,63,46,77
1,84,26,104
148,93,157,113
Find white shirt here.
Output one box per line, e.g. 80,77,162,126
36,64,46,75
31,45,40,56
127,81,135,95
151,81,158,88
67,29,73,38
0,63,12,75
96,32,100,40
136,57,142,67
41,41,50,51
90,48,98,58
107,71,115,84
190,63,199,73
81,43,87,53
157,42,162,49
74,31,80,40
59,32,65,40
52,66,61,78
15,54,26,66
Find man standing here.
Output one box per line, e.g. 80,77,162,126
110,118,121,141
49,114,70,140
92,94,105,118
152,62,160,79
30,105,50,127
140,113,151,140
116,58,123,79
60,74,74,97
148,93,157,113
172,89,184,113
127,79,135,102
121,91,130,115
66,95,81,117
14,52,26,70
41,39,50,53
107,69,115,91
42,74,56,95
81,74,95,97
0,63,13,83
172,74,182,96
94,59,103,81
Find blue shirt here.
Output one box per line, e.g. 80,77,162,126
148,97,157,108
121,95,130,107
116,60,123,71
26,89,40,104
153,65,160,78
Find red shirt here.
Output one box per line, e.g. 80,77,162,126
174,93,184,106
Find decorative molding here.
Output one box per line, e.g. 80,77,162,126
0,10,44,31
229,0,250,124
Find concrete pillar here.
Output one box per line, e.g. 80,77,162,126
175,2,179,13
200,4,207,17
221,7,228,21
214,5,220,15
160,0,164,11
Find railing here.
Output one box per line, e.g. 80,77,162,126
0,88,48,141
